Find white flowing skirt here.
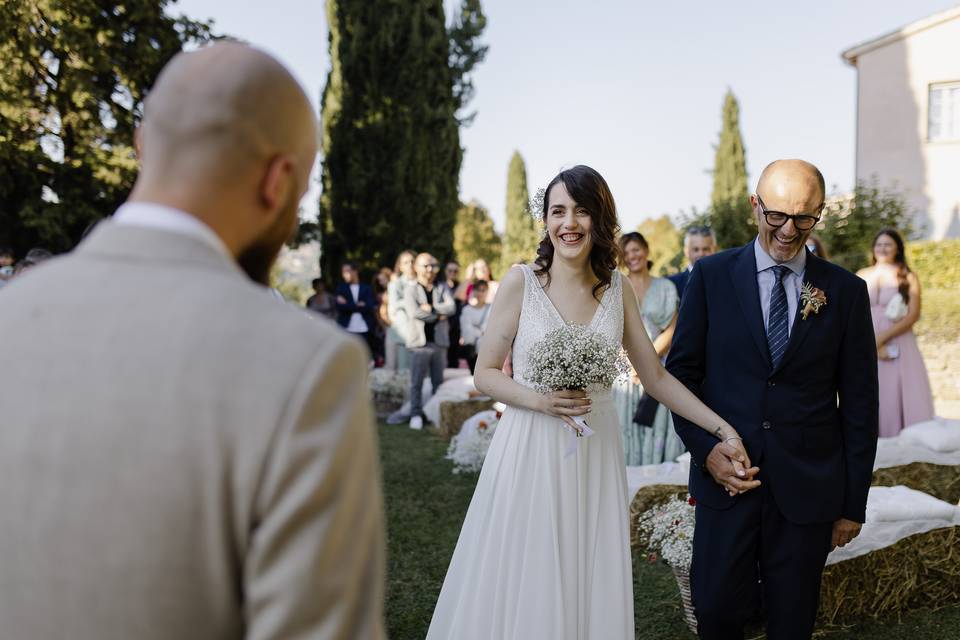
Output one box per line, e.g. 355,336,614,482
426,392,634,639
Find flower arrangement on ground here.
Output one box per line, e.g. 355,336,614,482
446,408,501,474
636,496,696,570
637,495,699,633
369,368,409,416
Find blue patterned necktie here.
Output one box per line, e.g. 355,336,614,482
767,265,790,368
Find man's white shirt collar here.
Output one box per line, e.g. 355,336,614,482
754,236,806,277
113,202,231,259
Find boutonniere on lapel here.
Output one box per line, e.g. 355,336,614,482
800,282,827,320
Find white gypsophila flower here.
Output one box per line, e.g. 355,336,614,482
636,498,696,570
368,369,410,402
446,419,498,474
526,323,628,392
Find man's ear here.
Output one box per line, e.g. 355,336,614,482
259,154,295,211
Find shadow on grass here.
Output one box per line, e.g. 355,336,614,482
378,422,960,639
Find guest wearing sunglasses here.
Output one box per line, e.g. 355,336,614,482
403,253,457,430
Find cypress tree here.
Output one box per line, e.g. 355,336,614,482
708,90,755,248
500,151,539,269
320,0,485,280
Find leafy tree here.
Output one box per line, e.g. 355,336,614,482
820,179,915,272
637,215,682,276
319,0,486,280
0,0,213,256
499,150,539,270
453,200,500,270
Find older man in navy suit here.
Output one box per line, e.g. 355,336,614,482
667,160,878,640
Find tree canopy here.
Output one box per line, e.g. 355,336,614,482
0,0,213,256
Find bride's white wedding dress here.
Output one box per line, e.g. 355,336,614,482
427,265,634,639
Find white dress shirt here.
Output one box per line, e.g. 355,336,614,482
345,283,370,333
113,202,231,259
754,237,806,338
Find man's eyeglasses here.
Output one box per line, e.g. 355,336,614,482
756,195,823,231
422,263,439,269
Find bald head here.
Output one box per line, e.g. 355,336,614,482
755,160,825,208
138,42,317,187
752,159,826,263
130,42,318,285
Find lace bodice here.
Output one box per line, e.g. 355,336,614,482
512,264,624,392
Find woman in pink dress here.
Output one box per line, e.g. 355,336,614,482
857,228,934,437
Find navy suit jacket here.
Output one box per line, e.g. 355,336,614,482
666,243,879,524
334,282,377,330
667,269,691,301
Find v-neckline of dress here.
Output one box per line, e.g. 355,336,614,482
529,265,610,329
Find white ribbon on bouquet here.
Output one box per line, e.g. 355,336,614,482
564,416,595,458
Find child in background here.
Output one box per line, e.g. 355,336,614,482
459,280,491,374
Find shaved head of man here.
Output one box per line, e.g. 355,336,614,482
131,42,318,284
750,159,825,264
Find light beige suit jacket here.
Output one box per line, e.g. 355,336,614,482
0,223,386,639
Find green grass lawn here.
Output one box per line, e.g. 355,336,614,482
378,422,960,639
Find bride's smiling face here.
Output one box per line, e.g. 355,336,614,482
545,182,593,262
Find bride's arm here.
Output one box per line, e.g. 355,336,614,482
622,280,752,470
474,267,590,427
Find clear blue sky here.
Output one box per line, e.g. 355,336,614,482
174,0,959,233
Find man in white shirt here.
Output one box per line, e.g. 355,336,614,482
335,261,378,360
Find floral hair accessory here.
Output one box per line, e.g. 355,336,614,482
527,187,546,222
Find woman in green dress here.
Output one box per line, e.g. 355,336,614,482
613,232,681,465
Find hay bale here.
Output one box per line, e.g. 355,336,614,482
629,484,688,549
872,462,960,504
818,526,960,626
438,398,495,440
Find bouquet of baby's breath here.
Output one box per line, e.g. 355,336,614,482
527,323,628,393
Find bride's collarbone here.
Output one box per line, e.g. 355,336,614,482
535,276,605,326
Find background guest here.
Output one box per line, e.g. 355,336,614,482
336,261,378,361
12,248,53,278
306,278,336,319
668,226,716,301
857,228,934,437
444,261,463,368
617,231,682,465
403,253,456,430
460,258,499,304
370,267,393,367
0,246,14,288
806,233,830,259
459,279,491,374
386,250,416,373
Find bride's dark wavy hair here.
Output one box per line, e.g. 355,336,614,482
533,165,622,301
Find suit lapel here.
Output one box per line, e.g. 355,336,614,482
730,244,771,369
772,251,824,376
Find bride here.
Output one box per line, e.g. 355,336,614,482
426,165,754,639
